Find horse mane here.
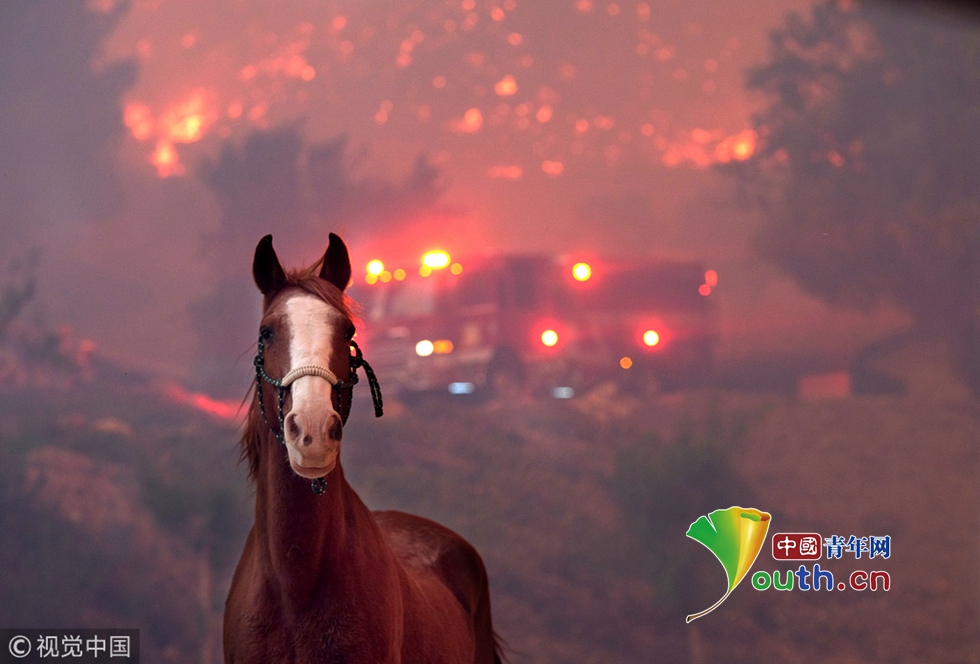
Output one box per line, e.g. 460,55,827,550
239,257,360,483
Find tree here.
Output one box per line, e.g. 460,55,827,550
729,1,980,389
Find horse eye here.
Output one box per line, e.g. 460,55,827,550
345,325,356,340
260,326,274,342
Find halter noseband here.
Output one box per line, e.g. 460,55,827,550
254,335,383,495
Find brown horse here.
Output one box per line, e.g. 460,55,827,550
224,234,503,664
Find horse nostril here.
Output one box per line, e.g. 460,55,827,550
303,434,313,446
328,419,342,441
286,414,301,440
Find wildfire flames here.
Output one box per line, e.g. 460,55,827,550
163,382,242,421
124,89,217,176
105,0,759,179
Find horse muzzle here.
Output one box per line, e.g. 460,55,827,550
283,377,343,479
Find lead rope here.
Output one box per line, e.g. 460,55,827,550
254,336,383,495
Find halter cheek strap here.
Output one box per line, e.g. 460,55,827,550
254,337,383,495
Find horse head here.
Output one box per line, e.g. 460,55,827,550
251,233,357,483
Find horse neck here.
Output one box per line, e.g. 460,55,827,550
252,426,388,610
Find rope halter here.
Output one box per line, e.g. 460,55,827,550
254,336,383,494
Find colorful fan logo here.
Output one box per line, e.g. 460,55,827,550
685,506,771,623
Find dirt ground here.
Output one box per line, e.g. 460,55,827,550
3,356,979,663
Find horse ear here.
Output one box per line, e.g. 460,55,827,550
318,233,352,292
253,234,287,296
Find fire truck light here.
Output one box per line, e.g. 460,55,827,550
416,340,435,357
449,382,475,395
699,284,711,296
367,260,384,276
705,269,718,287
643,330,660,347
380,270,392,282
450,262,463,275
422,250,451,269
433,340,454,354
541,330,559,347
620,357,633,369
394,268,407,281
365,274,378,285
551,387,574,399
572,263,591,281
419,266,432,277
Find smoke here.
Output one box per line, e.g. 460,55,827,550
190,125,444,396
0,1,136,254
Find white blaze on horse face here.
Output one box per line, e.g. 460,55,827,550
282,293,345,479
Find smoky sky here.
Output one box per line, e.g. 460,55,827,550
3,0,969,388
0,2,134,250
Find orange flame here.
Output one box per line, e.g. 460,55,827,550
123,103,154,140
163,382,242,421
162,89,214,143
450,108,484,133
150,139,183,177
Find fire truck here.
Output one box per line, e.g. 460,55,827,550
348,249,719,398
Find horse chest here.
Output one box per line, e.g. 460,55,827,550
231,604,396,664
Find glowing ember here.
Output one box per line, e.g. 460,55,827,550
151,139,183,177
714,129,757,162
494,75,518,96
488,165,523,179
541,160,564,176
104,0,773,184
163,89,213,143
451,108,484,133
